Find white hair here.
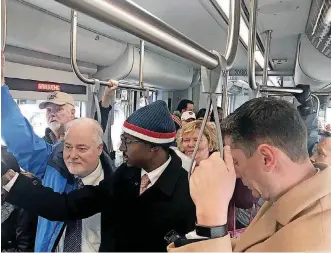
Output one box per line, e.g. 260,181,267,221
65,118,103,146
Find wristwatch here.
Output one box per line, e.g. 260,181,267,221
1,169,17,186
196,224,228,239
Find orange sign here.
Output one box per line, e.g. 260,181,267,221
37,83,61,92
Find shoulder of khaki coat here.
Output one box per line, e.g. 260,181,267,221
167,234,233,252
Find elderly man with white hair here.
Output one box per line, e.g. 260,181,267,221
1,57,116,251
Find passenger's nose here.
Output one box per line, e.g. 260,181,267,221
310,156,316,163
119,142,125,152
69,149,78,159
188,139,196,147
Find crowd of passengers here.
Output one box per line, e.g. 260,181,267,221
1,50,330,252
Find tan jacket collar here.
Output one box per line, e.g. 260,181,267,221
273,164,330,226
235,164,331,252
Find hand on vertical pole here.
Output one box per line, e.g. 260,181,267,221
188,96,212,178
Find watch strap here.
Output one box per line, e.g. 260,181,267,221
196,224,228,239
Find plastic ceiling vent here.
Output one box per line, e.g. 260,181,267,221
306,0,331,58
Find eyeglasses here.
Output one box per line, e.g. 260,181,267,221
120,135,141,151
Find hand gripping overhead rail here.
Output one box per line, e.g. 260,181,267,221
56,0,242,175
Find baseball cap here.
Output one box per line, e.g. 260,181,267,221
181,111,196,121
39,91,75,109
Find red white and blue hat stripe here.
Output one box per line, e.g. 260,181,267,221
123,100,176,144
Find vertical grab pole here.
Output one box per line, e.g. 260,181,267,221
248,0,258,91
221,71,229,119
71,10,94,85
225,0,241,69
190,0,241,176
139,40,149,106
71,9,101,123
139,40,145,88
1,0,6,50
262,30,272,86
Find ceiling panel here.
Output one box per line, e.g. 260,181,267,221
269,35,299,71
6,0,128,66
9,0,249,69
243,0,312,72
255,0,311,38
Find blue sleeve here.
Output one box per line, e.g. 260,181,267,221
1,85,52,178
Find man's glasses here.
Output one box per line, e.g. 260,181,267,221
120,135,141,150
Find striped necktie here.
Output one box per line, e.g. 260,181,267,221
63,178,84,252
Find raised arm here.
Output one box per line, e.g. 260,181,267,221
1,51,53,178
94,80,118,132
1,85,52,178
3,171,111,221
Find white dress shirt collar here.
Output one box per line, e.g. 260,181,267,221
80,160,104,186
141,156,171,188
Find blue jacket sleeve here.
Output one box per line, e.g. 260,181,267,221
1,85,52,178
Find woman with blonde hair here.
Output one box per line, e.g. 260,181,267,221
177,120,218,166
177,120,257,235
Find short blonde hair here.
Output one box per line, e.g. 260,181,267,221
177,120,219,152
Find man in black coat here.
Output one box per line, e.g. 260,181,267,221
1,146,38,252
2,100,196,252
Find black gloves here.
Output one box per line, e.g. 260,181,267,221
294,84,312,105
1,146,20,176
294,84,315,116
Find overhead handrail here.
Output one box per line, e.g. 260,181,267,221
225,0,241,69
117,80,157,92
57,0,219,69
71,9,103,123
247,0,258,90
260,86,303,94
1,0,6,50
268,92,331,97
71,10,157,92
71,10,157,121
262,30,272,86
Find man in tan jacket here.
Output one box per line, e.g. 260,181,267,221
168,97,331,252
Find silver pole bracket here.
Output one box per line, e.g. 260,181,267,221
90,79,101,124
201,51,227,95
91,79,101,94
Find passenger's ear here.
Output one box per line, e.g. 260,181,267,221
97,143,103,156
71,108,76,119
257,144,276,172
150,145,160,152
